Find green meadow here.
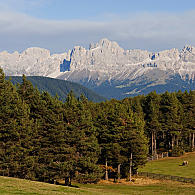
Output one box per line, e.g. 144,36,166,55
139,152,195,179
0,176,195,195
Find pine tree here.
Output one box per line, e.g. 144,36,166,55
63,92,102,184
143,91,161,155
0,70,33,178
160,92,183,154
120,102,148,176
96,99,148,180
177,90,195,151
31,92,66,182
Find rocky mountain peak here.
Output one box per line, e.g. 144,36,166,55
89,38,121,50
0,50,10,56
182,45,194,53
22,47,51,58
97,38,118,48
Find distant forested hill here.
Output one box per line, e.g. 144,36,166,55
6,76,106,102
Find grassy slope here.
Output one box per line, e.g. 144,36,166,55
0,176,195,195
139,152,195,179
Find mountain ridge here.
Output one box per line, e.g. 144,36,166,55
1,38,195,99
6,76,106,102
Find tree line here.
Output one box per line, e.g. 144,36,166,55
0,68,194,185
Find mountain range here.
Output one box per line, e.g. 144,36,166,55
1,38,195,99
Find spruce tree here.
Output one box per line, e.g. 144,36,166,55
143,91,161,155
160,92,183,154
0,70,33,178
63,92,102,184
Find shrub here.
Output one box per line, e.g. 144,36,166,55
170,146,184,157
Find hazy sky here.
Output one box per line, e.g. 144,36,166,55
1,0,195,53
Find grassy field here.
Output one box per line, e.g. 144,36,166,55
139,152,195,179
0,176,195,195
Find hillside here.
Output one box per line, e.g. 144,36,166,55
90,70,195,99
6,76,106,102
139,152,195,179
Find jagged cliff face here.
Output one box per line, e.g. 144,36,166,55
0,47,69,77
64,39,195,81
0,39,195,99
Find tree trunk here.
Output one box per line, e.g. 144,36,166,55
105,159,108,180
154,132,157,155
7,166,9,177
192,133,194,150
171,136,174,149
129,153,132,182
189,133,191,146
151,131,154,155
176,135,178,147
70,176,72,186
65,177,71,186
117,164,121,182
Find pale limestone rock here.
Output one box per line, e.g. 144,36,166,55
0,39,195,85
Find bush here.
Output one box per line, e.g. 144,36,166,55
75,171,103,184
170,146,184,157
183,146,194,153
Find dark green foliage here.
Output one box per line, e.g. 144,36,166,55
170,146,184,157
0,72,33,179
94,99,148,179
63,92,103,184
143,91,161,154
160,92,183,151
7,76,106,102
1,68,194,184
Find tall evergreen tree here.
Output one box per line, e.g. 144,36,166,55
177,90,195,151
160,92,183,152
143,91,161,155
0,71,33,178
63,92,102,184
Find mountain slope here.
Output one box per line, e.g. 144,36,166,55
89,70,195,99
7,76,106,102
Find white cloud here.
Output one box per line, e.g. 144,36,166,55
0,10,195,53
0,0,51,11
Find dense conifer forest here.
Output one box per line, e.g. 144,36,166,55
0,68,194,185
